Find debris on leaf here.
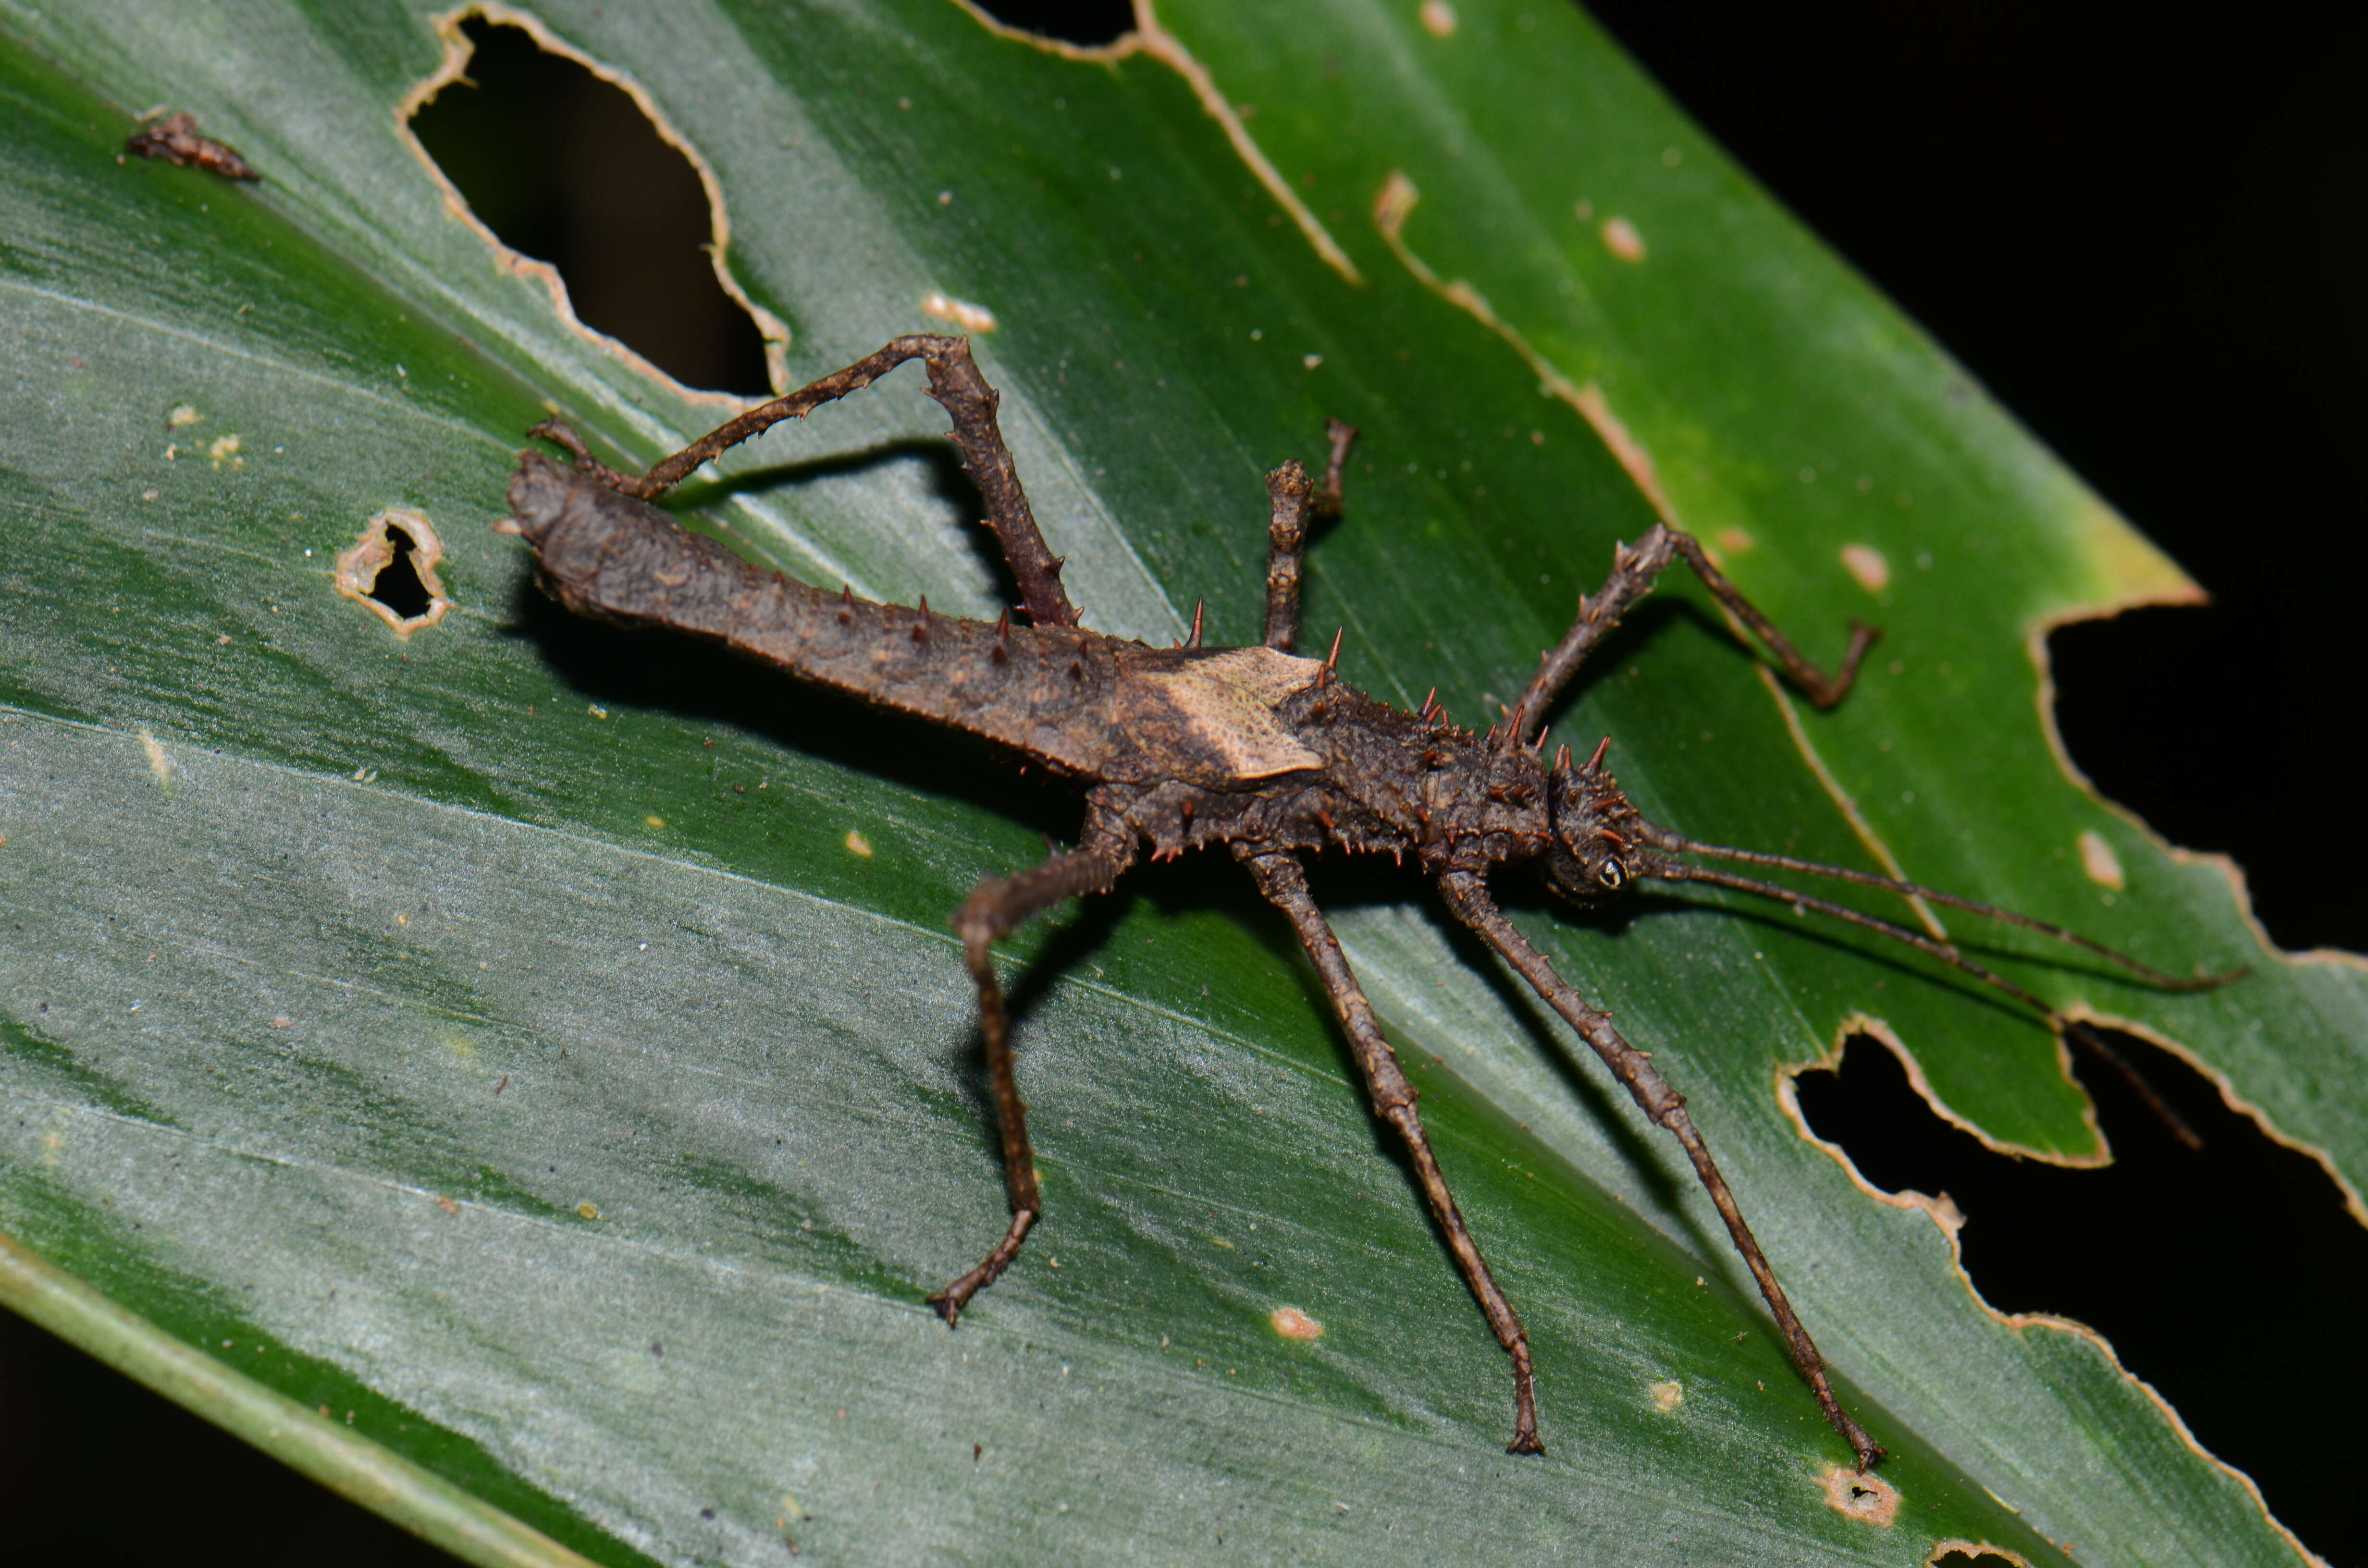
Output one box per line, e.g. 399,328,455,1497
125,111,259,181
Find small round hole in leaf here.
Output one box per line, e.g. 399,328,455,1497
335,511,449,637
367,526,434,621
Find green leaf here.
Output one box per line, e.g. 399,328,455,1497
0,1,2352,1563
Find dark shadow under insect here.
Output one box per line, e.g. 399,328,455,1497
496,333,2241,1469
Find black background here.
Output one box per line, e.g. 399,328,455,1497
7,2,2362,1563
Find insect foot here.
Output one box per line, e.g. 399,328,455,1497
500,337,2237,1470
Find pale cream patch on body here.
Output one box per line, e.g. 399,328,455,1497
1599,216,1647,263
921,291,999,333
1820,1465,1900,1526
1648,1379,1683,1412
1119,647,1325,782
2078,829,2125,890
949,0,1361,285
1418,0,1458,37
1268,1306,1324,1340
334,511,451,638
399,4,791,403
1840,542,1890,593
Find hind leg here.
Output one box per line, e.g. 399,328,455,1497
531,334,1082,629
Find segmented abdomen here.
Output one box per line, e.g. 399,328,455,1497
507,453,1121,774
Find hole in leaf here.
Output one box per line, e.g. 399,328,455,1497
407,15,773,396
2050,609,2365,955
1929,1554,2021,1568
366,527,433,621
1798,1030,2368,1563
968,0,1135,46
334,511,449,637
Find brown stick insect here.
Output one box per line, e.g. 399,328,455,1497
497,333,2235,1468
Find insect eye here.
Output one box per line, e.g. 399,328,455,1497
1597,858,1627,891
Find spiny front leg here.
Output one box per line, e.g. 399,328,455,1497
1235,845,1543,1455
530,333,1081,629
1438,870,1883,1470
1262,420,1359,652
932,806,1136,1325
1499,522,1877,752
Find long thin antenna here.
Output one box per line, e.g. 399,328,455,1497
1647,833,2245,992
1646,858,2203,1148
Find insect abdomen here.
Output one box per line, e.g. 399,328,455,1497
506,453,1118,772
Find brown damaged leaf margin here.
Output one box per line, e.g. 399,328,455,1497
1370,158,2356,1545
395,3,791,407
2025,519,2368,1213
1927,1540,2035,1568
947,0,1362,285
334,509,451,638
1372,168,1950,936
2031,594,2368,998
1777,1038,2334,1568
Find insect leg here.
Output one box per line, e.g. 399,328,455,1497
530,334,1081,628
1237,846,1544,1455
1437,869,1885,1471
1311,418,1359,520
1500,523,1878,752
1262,459,1312,652
932,807,1137,1325
1262,421,1360,652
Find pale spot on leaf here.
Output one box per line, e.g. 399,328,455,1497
921,291,997,332
1820,1465,1900,1526
138,729,174,794
1840,542,1891,593
1269,1306,1324,1340
2078,829,2125,890
1419,0,1457,37
845,830,874,858
1600,216,1647,262
1650,1380,1683,1411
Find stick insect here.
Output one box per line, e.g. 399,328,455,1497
497,333,2233,1468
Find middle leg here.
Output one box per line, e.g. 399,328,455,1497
932,802,1137,1324
1262,419,1360,652
1236,845,1543,1455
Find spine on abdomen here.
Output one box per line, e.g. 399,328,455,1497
507,452,1118,772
